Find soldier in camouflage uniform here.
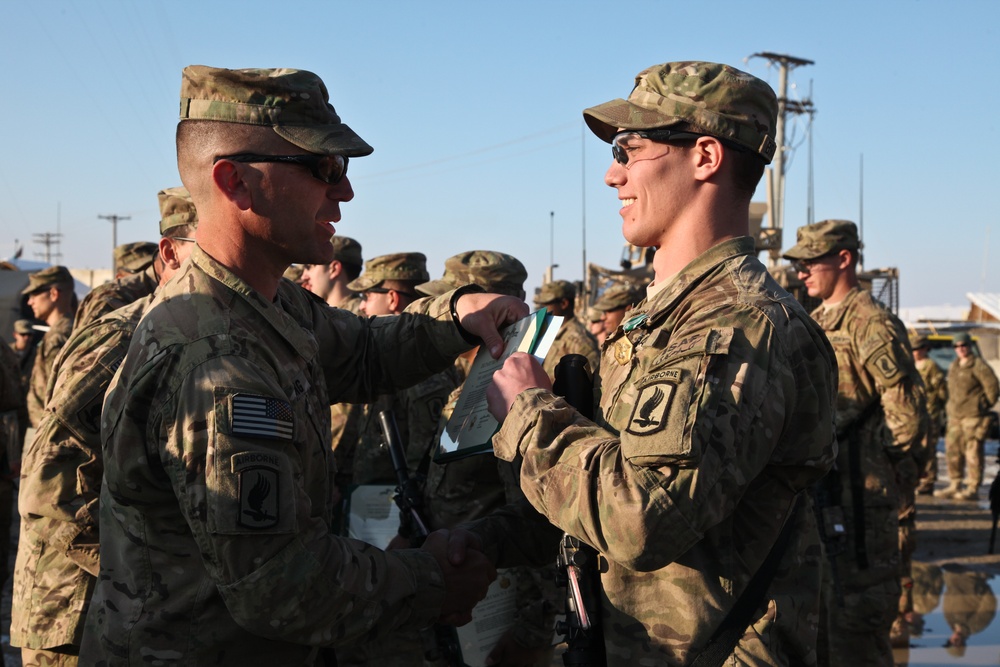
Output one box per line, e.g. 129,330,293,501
111,241,158,278
462,61,838,666
937,332,1000,501
302,235,364,312
911,335,947,495
74,187,198,332
592,281,644,349
23,266,75,428
12,208,198,667
330,252,450,491
79,65,516,665
784,219,925,666
11,318,38,391
533,279,600,380
586,306,605,346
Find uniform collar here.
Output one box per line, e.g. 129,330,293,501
812,286,863,330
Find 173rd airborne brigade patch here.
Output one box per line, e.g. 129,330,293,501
626,368,681,436
231,393,293,529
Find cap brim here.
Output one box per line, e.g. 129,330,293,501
346,275,382,292
416,279,455,297
275,122,373,157
782,243,823,261
583,98,684,143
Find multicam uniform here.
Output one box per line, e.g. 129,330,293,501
79,246,473,665
471,237,837,665
810,286,925,666
539,317,600,381
13,297,146,662
915,356,947,491
944,354,1000,492
72,264,158,332
27,315,73,427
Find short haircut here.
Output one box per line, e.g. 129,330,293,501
342,262,362,282
666,122,766,195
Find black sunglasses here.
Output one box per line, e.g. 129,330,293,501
215,153,349,185
790,251,839,275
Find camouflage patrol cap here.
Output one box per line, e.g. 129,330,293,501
21,265,73,295
417,250,527,299
330,236,363,268
593,282,644,312
180,65,373,157
13,319,33,335
586,307,603,324
283,264,304,283
909,334,930,350
953,332,973,347
347,252,430,292
583,61,778,163
158,186,199,235
782,219,861,261
114,241,158,274
534,280,575,305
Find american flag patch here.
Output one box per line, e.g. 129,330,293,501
231,394,294,440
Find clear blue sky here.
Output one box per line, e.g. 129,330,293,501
1,0,997,308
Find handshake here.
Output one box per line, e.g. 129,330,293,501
419,528,496,625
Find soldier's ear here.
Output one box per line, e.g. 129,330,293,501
211,159,252,211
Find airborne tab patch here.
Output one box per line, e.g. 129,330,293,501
231,393,293,440
626,380,677,436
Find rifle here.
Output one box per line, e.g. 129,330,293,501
809,470,848,606
378,410,466,667
551,355,607,667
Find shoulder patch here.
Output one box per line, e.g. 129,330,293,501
626,371,682,436
231,393,293,440
233,452,281,529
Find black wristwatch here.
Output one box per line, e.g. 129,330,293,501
449,283,486,345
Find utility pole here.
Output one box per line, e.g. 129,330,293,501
750,52,815,268
99,213,131,269
32,232,63,264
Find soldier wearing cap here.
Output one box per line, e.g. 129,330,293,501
331,252,447,491
74,187,199,331
937,332,999,501
586,306,606,345
533,279,600,381
783,218,925,665
455,62,837,665
910,335,947,495
112,241,158,278
11,202,202,667
23,265,75,427
592,281,645,350
79,65,517,666
11,319,38,391
301,236,364,314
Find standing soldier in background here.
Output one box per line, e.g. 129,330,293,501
74,187,198,331
23,266,75,428
911,335,947,495
301,235,364,313
591,281,644,353
11,319,38,391
784,219,925,666
936,332,1000,501
533,279,599,379
12,188,198,667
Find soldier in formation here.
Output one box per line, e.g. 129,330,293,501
937,332,1000,501
111,241,158,279
784,219,925,666
23,266,75,428
301,235,364,312
911,334,947,495
12,185,199,667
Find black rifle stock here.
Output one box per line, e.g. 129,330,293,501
990,451,1000,554
378,410,466,667
551,354,607,667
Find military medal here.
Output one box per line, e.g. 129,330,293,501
614,336,633,365
622,313,648,332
